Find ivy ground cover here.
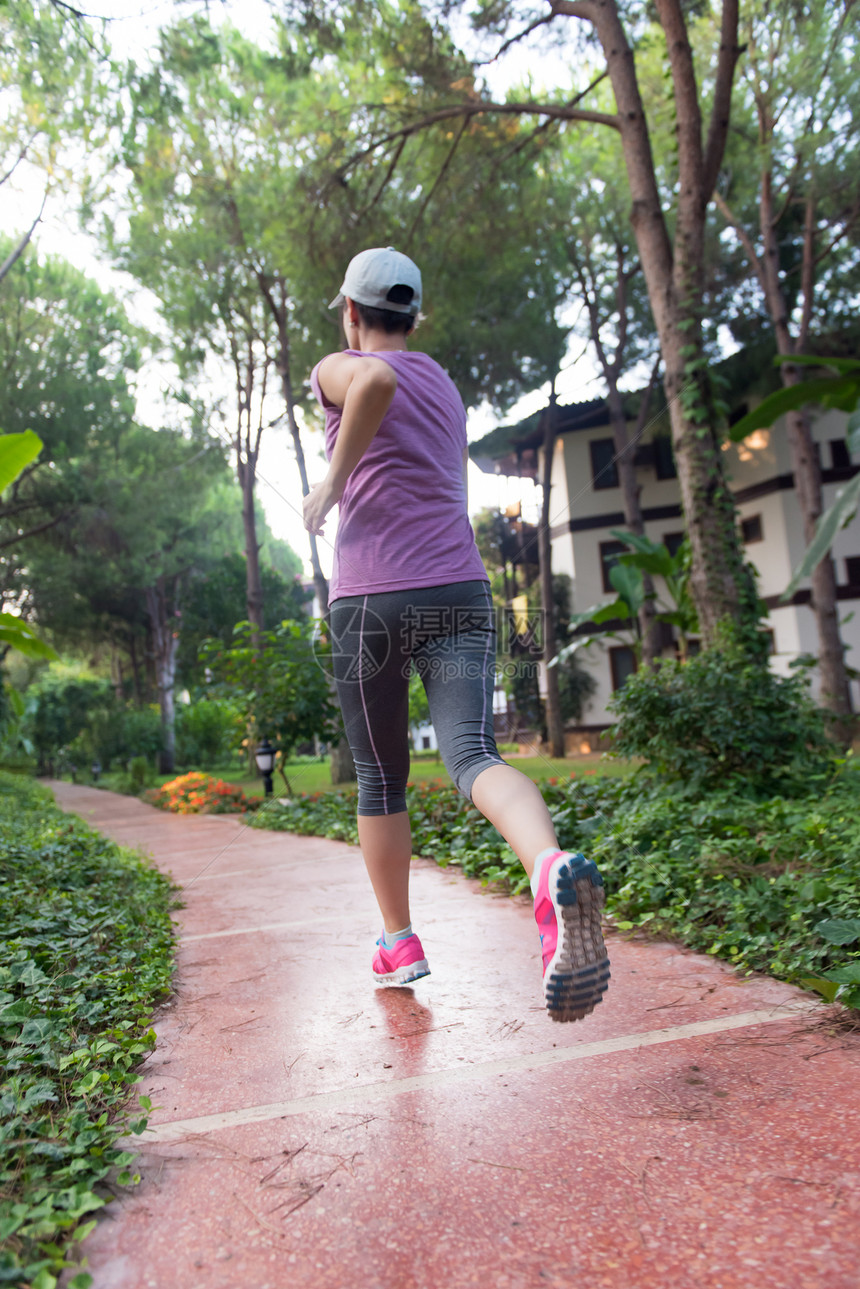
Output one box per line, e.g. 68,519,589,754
0,773,177,1289
251,764,860,1012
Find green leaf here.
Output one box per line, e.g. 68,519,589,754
609,563,645,615
815,917,860,945
0,613,58,660
0,430,43,493
728,376,860,441
608,528,660,557
782,474,860,598
31,1270,58,1289
847,408,860,455
777,355,860,375
822,963,860,986
800,976,841,1003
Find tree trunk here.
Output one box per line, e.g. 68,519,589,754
756,177,854,731
539,397,565,758
260,275,356,783
129,633,144,707
784,406,853,729
237,453,264,640
329,736,357,785
260,275,331,616
111,646,124,702
605,380,661,664
573,0,753,646
146,576,181,775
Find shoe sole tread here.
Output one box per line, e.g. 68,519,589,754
545,854,610,1023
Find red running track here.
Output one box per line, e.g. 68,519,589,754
48,783,860,1289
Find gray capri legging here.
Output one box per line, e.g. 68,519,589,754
329,579,507,815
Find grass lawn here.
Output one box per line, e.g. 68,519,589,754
96,750,631,799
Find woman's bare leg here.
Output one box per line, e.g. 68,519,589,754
469,763,559,879
357,811,413,933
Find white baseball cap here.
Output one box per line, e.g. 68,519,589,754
329,246,422,316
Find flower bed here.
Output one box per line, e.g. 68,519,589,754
144,771,258,814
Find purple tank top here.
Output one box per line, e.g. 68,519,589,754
310,349,487,602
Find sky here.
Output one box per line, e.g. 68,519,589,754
4,0,602,580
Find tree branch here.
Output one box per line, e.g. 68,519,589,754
797,190,816,352
0,131,40,188
0,511,70,550
405,117,468,246
0,192,47,286
702,0,741,197
632,354,662,441
550,1,598,18
334,98,620,185
655,0,704,184
355,135,407,224
495,72,609,165
485,11,558,63
712,188,767,295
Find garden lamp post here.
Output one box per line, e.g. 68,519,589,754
255,738,276,798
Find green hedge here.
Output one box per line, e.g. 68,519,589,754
0,774,177,1289
251,763,860,1011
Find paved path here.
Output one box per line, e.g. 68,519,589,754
48,783,859,1289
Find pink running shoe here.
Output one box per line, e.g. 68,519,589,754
372,933,430,985
533,850,610,1022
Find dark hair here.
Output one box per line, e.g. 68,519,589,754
354,301,415,335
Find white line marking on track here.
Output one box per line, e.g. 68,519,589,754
182,913,366,941
141,1002,815,1142
182,855,349,884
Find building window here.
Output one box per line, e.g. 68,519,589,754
590,438,619,490
741,514,763,544
599,540,627,594
846,556,860,587
609,645,637,691
663,531,685,558
831,438,852,470
421,735,431,750
653,433,677,479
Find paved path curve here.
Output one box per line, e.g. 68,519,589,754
48,782,859,1289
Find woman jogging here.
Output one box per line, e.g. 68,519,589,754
303,246,610,1023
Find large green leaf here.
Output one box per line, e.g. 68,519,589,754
847,409,860,455
0,430,43,493
815,917,860,946
609,562,646,614
608,528,661,558
782,473,860,599
729,376,860,442
0,612,58,660
609,528,676,579
777,355,860,375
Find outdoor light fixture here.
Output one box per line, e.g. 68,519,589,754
255,738,276,797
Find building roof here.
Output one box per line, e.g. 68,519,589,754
467,337,818,476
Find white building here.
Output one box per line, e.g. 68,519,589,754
472,393,860,728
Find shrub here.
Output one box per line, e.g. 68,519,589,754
144,771,257,814
24,677,164,775
87,705,163,770
0,772,177,1285
174,699,243,768
608,646,834,794
23,674,113,774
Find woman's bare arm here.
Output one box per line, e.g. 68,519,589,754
303,354,398,535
